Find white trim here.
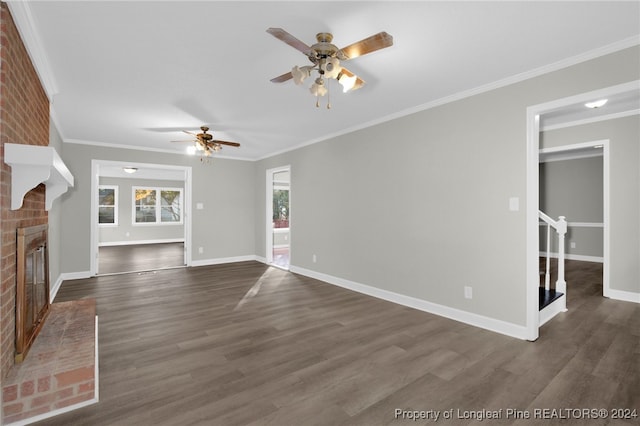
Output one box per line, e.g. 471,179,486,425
191,255,260,267
568,222,604,228
539,252,604,263
539,296,567,327
539,221,604,228
98,185,118,226
527,82,632,341
258,38,640,162
605,288,640,304
526,106,541,341
98,238,184,247
266,165,291,268
540,150,603,163
541,109,640,132
64,138,255,162
289,265,529,340
6,1,59,99
50,271,92,303
132,186,184,225
91,160,192,275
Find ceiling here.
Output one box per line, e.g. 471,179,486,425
9,1,640,161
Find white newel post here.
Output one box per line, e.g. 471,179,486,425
556,216,567,297
545,223,551,291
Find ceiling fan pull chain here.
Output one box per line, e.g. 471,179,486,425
327,82,331,109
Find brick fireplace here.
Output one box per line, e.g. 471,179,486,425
1,1,51,384
1,6,97,425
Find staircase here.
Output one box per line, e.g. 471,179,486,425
539,211,568,325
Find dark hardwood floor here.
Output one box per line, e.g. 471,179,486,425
98,242,185,275
38,260,639,425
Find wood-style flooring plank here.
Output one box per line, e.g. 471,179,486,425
34,260,639,426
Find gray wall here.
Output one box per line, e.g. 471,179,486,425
59,144,255,273
541,115,640,294
539,156,604,258
254,46,639,326
55,45,639,327
98,177,184,244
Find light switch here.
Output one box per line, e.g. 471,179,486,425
509,197,519,212
196,203,204,210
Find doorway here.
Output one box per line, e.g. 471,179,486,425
266,166,291,270
538,140,609,298
90,160,193,276
525,81,636,340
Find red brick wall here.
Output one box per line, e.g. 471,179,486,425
0,2,50,380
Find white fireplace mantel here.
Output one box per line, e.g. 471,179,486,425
4,143,74,210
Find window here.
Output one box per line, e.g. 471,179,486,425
98,185,118,226
133,187,183,225
272,188,289,229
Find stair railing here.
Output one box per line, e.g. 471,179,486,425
539,210,567,295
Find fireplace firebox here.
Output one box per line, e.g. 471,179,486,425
15,224,50,363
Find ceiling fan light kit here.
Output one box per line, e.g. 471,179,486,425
171,126,240,161
267,28,393,108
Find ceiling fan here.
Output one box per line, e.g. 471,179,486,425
267,28,393,107
172,126,240,157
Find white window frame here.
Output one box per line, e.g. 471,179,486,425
98,185,118,227
132,186,184,226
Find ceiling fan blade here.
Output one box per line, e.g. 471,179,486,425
171,139,197,143
182,130,198,136
213,140,241,147
271,71,293,83
267,28,312,56
339,67,366,91
338,31,393,60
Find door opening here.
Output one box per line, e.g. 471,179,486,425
538,141,609,300
525,80,636,340
90,160,192,276
266,166,290,270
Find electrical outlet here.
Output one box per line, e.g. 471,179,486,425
464,286,473,299
198,247,204,254
312,254,317,263
570,242,576,249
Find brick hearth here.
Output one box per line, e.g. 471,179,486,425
2,299,98,425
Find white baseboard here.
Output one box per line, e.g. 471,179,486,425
190,255,260,267
98,238,184,247
539,252,603,263
50,271,93,303
604,288,640,303
289,265,529,340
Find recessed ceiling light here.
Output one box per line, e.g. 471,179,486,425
585,99,608,109
123,167,138,174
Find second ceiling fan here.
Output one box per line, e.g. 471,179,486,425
172,126,240,157
267,28,393,107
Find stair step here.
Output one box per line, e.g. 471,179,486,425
539,288,563,310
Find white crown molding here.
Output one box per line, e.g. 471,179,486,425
541,109,640,132
6,1,59,99
259,37,640,162
64,138,255,161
